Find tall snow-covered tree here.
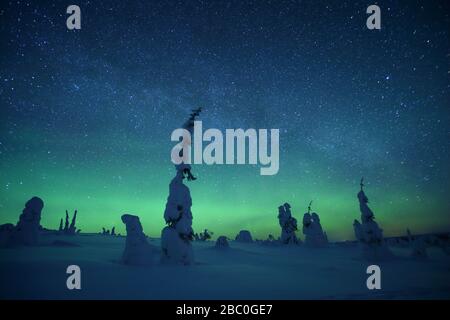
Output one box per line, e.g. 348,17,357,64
161,108,201,265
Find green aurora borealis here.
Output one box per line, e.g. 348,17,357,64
1,133,449,240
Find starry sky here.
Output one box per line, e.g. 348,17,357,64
0,0,449,240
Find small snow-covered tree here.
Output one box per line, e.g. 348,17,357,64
354,178,392,260
215,236,229,249
9,197,44,246
278,202,299,244
235,230,253,243
302,201,327,247
121,214,154,266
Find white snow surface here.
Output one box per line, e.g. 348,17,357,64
0,233,449,299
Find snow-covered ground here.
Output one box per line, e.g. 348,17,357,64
0,234,449,299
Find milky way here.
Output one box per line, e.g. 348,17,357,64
0,0,449,240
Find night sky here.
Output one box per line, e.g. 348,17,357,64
0,0,449,240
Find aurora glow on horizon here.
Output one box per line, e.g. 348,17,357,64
1,0,449,241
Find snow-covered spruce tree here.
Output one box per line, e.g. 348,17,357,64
9,197,44,246
354,178,392,260
235,230,253,243
302,201,327,247
161,108,201,265
311,212,328,243
215,236,230,249
353,220,363,241
161,163,195,265
121,214,154,265
278,202,299,244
